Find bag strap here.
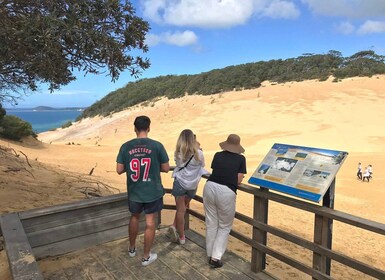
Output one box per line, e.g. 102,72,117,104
177,154,194,172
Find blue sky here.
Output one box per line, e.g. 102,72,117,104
9,0,385,108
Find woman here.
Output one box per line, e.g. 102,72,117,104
169,129,206,245
363,166,370,182
203,134,246,268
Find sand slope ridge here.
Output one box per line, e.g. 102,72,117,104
1,76,385,279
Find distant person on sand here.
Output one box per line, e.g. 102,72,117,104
203,134,246,268
116,115,170,266
169,129,207,245
362,166,370,182
368,164,373,179
357,162,362,180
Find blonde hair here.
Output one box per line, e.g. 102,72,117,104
175,129,200,162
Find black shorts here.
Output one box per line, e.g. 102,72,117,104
128,197,163,214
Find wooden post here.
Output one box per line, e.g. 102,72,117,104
251,187,269,272
312,178,335,278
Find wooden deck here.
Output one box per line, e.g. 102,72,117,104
40,228,274,280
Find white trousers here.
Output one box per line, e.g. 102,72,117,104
203,180,236,260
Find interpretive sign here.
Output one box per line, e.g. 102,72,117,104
248,143,348,202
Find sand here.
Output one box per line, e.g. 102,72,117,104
1,76,385,279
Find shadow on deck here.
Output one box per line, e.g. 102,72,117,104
40,228,273,280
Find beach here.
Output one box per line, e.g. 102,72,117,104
1,76,385,279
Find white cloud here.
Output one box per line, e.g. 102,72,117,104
262,1,300,19
145,33,162,46
141,0,301,28
336,21,356,34
302,0,385,18
357,20,385,34
163,30,198,46
146,30,198,47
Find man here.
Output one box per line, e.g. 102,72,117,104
116,115,170,266
357,162,362,180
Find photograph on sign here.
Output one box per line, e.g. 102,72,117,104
248,143,348,202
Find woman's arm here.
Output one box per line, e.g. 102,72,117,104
237,173,245,185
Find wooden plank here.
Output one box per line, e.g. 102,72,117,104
21,200,128,232
156,234,228,280
44,270,70,280
27,211,130,247
19,193,128,219
76,253,114,279
33,225,129,259
153,246,206,280
90,245,140,280
0,213,44,280
32,212,158,259
62,266,89,280
185,229,277,280
118,247,162,279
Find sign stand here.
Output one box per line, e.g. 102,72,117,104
312,178,335,278
251,187,269,271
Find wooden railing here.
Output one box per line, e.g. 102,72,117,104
163,172,385,280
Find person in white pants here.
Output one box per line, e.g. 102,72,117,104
203,134,247,268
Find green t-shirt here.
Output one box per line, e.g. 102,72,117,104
117,138,169,202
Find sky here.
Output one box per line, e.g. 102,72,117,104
8,0,385,108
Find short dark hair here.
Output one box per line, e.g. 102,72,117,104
134,115,151,131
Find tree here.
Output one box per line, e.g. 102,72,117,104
0,0,150,104
0,104,5,120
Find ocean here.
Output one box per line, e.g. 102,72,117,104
6,109,83,133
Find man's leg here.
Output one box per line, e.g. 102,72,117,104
143,213,156,258
129,213,140,250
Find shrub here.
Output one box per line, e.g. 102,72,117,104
0,115,36,140
61,121,72,129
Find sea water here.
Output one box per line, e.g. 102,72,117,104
6,109,83,133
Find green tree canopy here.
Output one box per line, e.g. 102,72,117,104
0,0,150,104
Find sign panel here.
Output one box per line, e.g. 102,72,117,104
248,143,348,202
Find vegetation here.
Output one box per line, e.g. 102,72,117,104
0,115,36,141
80,50,385,118
0,0,150,105
61,121,73,129
0,104,36,140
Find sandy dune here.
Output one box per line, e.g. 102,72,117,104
1,76,385,279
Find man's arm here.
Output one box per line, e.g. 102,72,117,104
116,163,126,175
160,162,170,173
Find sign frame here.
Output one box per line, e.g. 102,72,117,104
248,143,348,202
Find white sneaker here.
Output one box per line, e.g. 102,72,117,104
141,253,157,266
168,225,178,242
128,247,136,257
179,237,186,245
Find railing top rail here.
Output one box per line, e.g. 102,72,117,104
168,167,385,235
